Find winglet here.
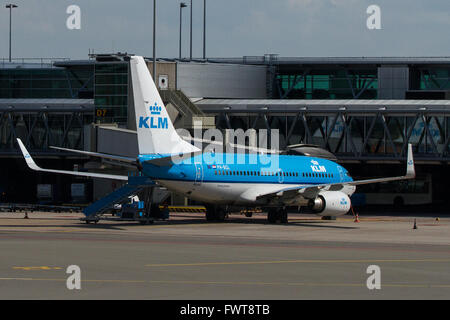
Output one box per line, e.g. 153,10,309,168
406,143,415,178
17,138,129,181
17,138,41,171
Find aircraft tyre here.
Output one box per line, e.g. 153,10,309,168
205,205,217,221
205,205,227,221
279,209,288,224
267,208,288,224
267,209,278,224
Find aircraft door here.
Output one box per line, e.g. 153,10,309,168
337,166,344,183
194,163,203,186
278,168,284,184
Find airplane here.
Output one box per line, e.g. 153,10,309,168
17,55,416,223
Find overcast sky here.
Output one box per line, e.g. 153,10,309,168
1,0,449,60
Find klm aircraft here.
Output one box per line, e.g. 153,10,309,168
17,56,415,223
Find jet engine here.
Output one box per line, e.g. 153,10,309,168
308,191,351,216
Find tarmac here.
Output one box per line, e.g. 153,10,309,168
0,211,449,299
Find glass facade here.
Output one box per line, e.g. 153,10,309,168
0,112,93,152
0,67,93,99
275,69,378,100
418,68,450,90
0,61,132,125
215,113,450,160
94,63,129,124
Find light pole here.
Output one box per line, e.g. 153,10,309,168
190,0,193,60
203,0,206,60
6,4,18,63
153,0,157,80
179,2,187,60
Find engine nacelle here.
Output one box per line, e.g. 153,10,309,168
309,191,351,217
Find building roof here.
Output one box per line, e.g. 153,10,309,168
196,99,450,113
0,99,94,112
209,56,450,66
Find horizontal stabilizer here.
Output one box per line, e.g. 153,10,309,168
50,146,136,164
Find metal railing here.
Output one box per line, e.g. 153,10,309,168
159,90,204,117
0,57,70,68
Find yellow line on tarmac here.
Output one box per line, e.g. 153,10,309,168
145,258,450,267
0,277,145,284
0,277,450,288
13,266,63,271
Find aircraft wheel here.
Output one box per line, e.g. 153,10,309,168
215,207,226,221
205,205,216,221
279,209,288,224
267,209,277,224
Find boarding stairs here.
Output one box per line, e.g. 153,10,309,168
83,173,155,219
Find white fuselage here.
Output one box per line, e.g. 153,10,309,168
157,179,356,206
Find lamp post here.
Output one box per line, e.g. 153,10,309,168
190,0,193,60
203,0,206,60
179,2,187,60
153,0,157,80
6,4,18,63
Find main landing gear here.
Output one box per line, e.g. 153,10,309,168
205,205,227,222
267,208,288,224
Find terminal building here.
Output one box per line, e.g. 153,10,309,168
1,54,449,209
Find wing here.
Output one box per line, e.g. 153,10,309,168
256,144,415,202
17,139,129,181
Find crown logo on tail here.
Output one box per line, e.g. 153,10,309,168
150,102,162,115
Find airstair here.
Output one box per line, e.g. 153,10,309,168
82,173,155,220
